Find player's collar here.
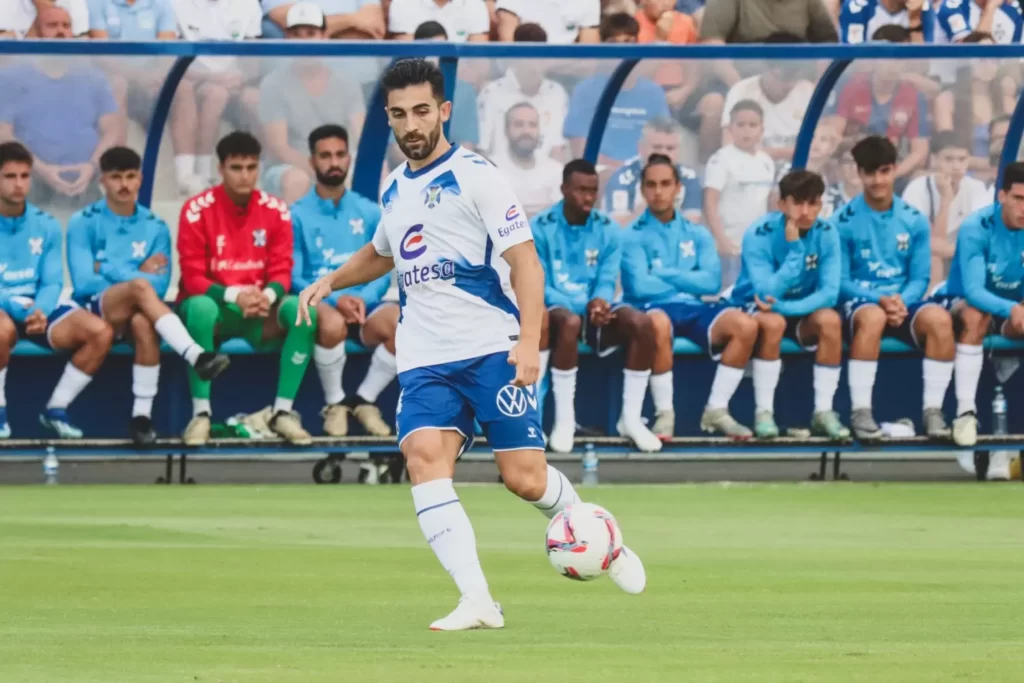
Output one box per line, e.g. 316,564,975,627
0,204,29,231
403,144,460,179
306,186,347,213
100,199,140,224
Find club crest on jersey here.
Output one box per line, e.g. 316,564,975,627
28,237,43,255
423,185,444,209
399,224,427,260
805,253,818,270
585,249,599,267
896,233,910,251
680,240,696,258
253,229,267,247
131,241,147,258
349,218,364,235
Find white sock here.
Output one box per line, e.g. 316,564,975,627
955,343,983,415
47,363,93,410
273,397,294,414
154,313,203,365
847,359,877,411
650,371,673,414
356,345,398,403
706,364,744,410
314,343,347,405
531,465,581,518
752,359,781,414
174,154,196,181
551,367,577,428
0,366,6,407
132,364,160,418
196,154,213,180
621,368,650,423
923,358,954,411
539,349,551,380
813,364,841,413
193,398,211,417
412,478,490,598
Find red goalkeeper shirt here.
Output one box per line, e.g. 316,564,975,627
177,185,293,303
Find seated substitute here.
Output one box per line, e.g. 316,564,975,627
939,161,1024,448
176,132,316,446
533,159,661,453
291,124,398,438
622,154,758,440
731,170,849,440
67,147,230,445
0,142,113,439
836,135,955,441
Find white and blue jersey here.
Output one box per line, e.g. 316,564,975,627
0,202,65,322
602,155,701,222
532,201,621,316
291,187,388,309
945,204,1024,320
936,0,1024,43
373,144,543,451
731,212,841,318
840,0,935,43
67,200,172,315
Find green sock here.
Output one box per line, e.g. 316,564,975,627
179,296,219,400
275,296,315,403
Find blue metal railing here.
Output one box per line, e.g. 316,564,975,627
2,41,1024,203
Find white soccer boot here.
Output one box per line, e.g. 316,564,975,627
429,595,505,631
616,417,663,453
608,545,647,595
548,421,576,453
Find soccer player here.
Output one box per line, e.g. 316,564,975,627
0,141,113,439
177,132,315,446
533,159,662,454
297,59,646,630
291,124,397,437
731,170,850,440
622,154,757,439
67,147,230,445
940,161,1024,447
837,135,955,440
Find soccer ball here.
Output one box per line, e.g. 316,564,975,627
545,503,623,581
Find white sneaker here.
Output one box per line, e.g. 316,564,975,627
608,544,646,594
429,595,504,631
548,421,575,453
952,412,978,448
987,451,1013,482
617,418,663,453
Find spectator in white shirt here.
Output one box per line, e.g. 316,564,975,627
495,0,600,42
490,102,563,216
262,0,385,38
389,0,490,40
703,99,776,288
901,131,993,285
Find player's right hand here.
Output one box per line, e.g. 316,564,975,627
754,295,775,312
24,309,47,335
508,341,540,388
236,288,265,318
297,278,334,326
337,296,366,325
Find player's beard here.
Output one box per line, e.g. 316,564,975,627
397,122,442,161
316,167,348,188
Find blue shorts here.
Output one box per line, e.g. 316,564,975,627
396,351,546,453
841,297,951,349
642,301,737,360
13,304,79,350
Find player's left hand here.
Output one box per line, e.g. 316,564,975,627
24,309,47,335
754,295,775,312
587,298,613,327
337,296,366,325
508,340,540,388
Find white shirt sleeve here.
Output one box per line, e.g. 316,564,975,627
703,149,730,191
472,164,533,255
580,0,601,27
466,0,490,34
243,0,263,38
901,176,931,216
387,0,415,34
372,217,393,257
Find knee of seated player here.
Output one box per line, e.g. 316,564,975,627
129,312,158,342
315,303,347,346
917,306,953,339
757,312,786,341
180,295,220,327
958,305,991,342
128,277,158,302
402,430,458,484
0,313,16,348
498,453,548,501
811,308,842,342
550,309,582,342
83,314,115,351
725,310,758,344
647,310,673,346
852,305,887,337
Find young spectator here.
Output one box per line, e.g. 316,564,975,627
901,132,992,284
635,0,697,43
491,102,563,216
563,14,670,166
702,100,775,287
477,23,569,160
389,0,490,40
495,0,600,43
935,0,1023,44
840,0,934,43
261,0,385,39
258,3,366,202
700,0,838,43
0,5,120,210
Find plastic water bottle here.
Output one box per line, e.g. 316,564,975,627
581,443,599,487
992,385,1008,436
42,447,58,486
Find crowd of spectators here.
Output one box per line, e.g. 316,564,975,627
0,0,1020,289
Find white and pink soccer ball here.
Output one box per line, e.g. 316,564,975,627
545,503,624,581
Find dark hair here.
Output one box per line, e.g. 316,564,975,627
99,146,141,173
851,135,898,173
0,141,33,169
778,170,825,202
962,31,995,44
308,124,349,154
1001,162,1024,191
929,130,968,156
871,24,910,43
514,22,547,42
599,13,639,42
562,158,597,185
729,99,764,121
216,131,261,163
641,153,680,184
381,58,445,102
504,101,538,129
413,20,447,40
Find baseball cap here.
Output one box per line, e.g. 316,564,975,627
286,3,326,29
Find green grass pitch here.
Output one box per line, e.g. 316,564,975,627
0,483,1021,682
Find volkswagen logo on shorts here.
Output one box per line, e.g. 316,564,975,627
400,224,427,260
496,385,528,417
